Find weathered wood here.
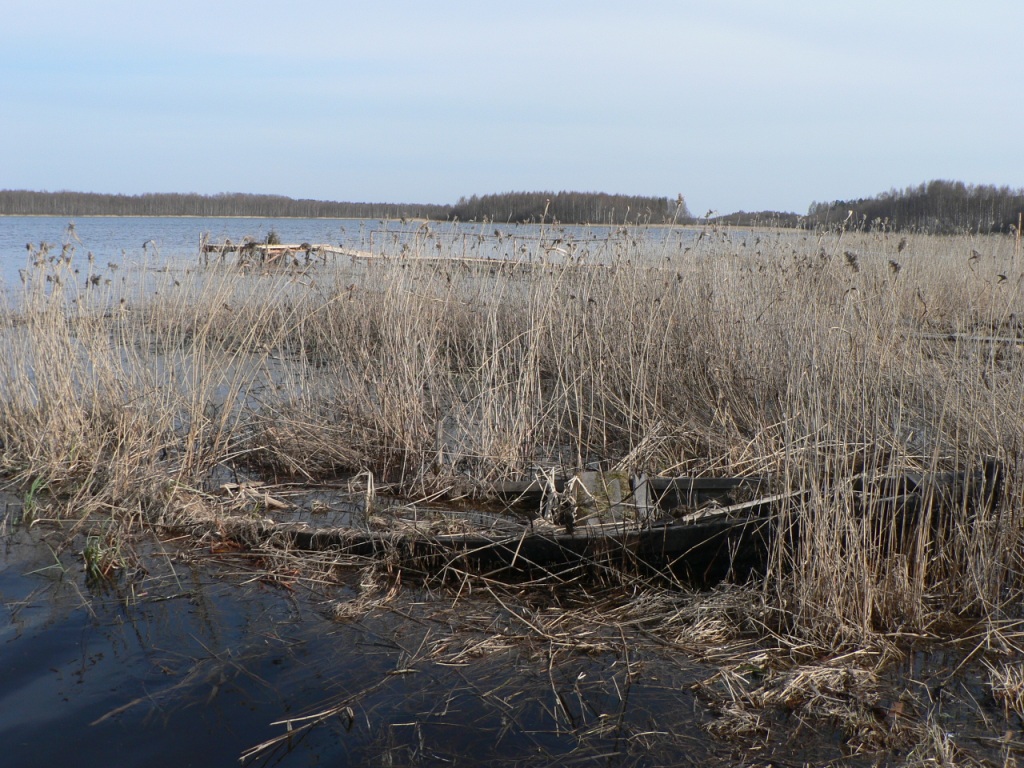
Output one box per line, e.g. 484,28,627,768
199,242,355,257
279,492,793,584
493,473,766,522
238,462,1002,586
199,242,351,255
646,475,767,511
197,239,548,273
197,237,367,267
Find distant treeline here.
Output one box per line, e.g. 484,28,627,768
449,191,690,224
0,189,688,225
10,183,1020,232
0,190,447,220
708,210,804,228
806,180,1024,233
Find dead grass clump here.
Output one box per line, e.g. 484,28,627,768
243,402,380,481
330,558,404,621
988,661,1024,719
698,653,922,754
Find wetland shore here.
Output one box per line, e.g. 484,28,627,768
2,219,1024,764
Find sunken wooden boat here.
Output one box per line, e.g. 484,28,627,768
285,492,796,584
261,473,789,584
265,461,1002,585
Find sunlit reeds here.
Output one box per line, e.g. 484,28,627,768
1,223,1022,646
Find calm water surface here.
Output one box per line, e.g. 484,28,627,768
0,216,698,293
0,216,395,290
0,508,738,767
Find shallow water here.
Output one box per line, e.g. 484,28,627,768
1,508,731,767
0,519,350,765
4,496,1023,766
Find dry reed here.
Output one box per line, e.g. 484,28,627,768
2,222,1023,649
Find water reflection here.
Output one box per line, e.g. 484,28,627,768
5,502,1012,766
1,514,726,766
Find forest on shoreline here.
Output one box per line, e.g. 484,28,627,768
804,179,1024,233
2,180,1022,232
0,189,684,226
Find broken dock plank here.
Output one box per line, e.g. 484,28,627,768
198,238,359,265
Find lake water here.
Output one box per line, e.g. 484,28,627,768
0,216,699,294
0,216,402,290
1,216,385,261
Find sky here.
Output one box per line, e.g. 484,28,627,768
3,0,1023,215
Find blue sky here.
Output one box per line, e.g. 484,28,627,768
3,0,1022,214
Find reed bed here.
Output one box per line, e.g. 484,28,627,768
2,223,1023,646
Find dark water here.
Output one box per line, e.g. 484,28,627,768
0,508,739,767
1,521,349,766
4,503,1022,766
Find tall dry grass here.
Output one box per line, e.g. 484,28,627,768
1,223,1022,643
